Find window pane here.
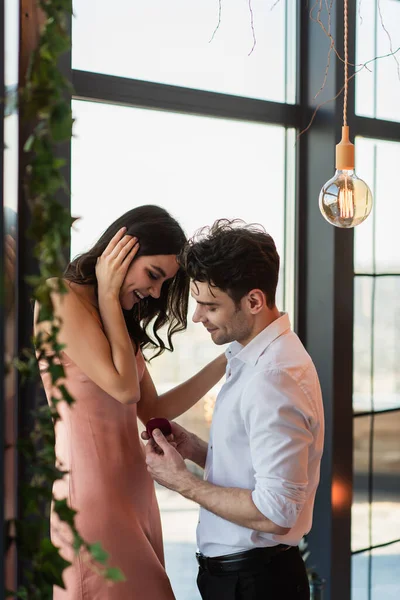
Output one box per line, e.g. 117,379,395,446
373,278,400,411
352,412,400,559
372,542,400,600
353,276,400,413
156,488,199,600
374,141,400,274
356,0,400,121
352,551,369,600
71,100,288,299
5,0,18,89
355,138,400,275
354,138,375,274
353,277,373,413
71,100,289,382
71,100,294,600
72,0,297,103
4,0,19,592
353,416,371,552
372,412,400,547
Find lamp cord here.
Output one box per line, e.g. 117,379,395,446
343,0,348,126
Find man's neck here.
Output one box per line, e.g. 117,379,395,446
239,306,281,346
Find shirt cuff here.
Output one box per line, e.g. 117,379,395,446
251,484,305,529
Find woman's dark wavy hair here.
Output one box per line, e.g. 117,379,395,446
179,219,280,309
64,205,189,358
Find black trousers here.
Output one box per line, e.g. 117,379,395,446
196,546,310,600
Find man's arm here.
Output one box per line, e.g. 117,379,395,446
145,368,315,534
243,368,314,530
179,471,289,535
145,429,289,535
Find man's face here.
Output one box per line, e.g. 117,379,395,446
191,281,252,346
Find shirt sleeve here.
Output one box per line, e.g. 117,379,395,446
241,368,314,529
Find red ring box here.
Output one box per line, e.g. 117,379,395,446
146,417,172,438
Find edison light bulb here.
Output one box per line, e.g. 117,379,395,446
319,126,373,228
319,169,373,228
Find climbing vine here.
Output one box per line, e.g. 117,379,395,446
7,1,124,597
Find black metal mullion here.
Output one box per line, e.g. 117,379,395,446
354,116,400,143
366,141,378,600
373,1,378,120
352,538,400,556
354,273,400,277
72,70,301,127
367,400,374,600
354,407,400,418
283,130,288,310
284,0,288,103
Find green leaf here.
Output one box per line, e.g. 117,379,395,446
58,384,75,406
73,533,84,553
104,567,126,583
53,499,77,527
48,362,65,383
37,538,71,588
24,134,35,152
50,103,73,141
88,542,109,565
8,586,28,600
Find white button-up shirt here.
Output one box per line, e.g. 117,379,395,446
197,313,324,557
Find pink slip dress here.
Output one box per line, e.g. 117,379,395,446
39,303,175,599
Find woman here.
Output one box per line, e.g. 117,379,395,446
35,205,226,599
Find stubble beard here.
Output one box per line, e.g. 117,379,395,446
211,308,251,346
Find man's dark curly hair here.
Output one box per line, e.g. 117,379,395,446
179,219,280,309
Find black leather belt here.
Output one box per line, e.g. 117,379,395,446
196,545,292,574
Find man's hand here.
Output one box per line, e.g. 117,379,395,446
142,421,194,459
167,421,196,460
144,429,194,493
141,426,176,455
141,421,208,469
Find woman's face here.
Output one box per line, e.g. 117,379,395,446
119,254,179,310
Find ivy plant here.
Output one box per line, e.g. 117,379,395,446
6,1,124,597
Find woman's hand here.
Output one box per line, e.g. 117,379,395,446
96,227,139,296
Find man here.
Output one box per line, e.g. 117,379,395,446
143,219,324,600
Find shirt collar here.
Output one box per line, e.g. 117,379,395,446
225,312,291,367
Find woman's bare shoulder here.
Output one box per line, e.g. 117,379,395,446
35,278,100,330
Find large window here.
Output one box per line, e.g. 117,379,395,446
352,138,400,600
71,99,296,599
64,2,400,599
